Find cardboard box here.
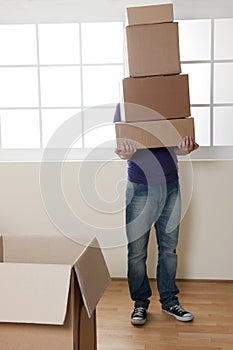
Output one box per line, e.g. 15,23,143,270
122,74,190,122
127,3,174,26
0,234,111,350
126,22,181,77
115,117,195,149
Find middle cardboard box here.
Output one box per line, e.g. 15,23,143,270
122,74,190,122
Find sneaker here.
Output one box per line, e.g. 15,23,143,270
131,307,147,326
162,304,194,322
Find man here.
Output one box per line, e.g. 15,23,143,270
114,103,199,326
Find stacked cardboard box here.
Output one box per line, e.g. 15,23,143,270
115,3,195,149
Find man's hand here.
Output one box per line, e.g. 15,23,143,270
175,136,199,155
115,140,137,160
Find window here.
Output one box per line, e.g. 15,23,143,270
179,19,233,158
0,19,233,160
0,22,124,158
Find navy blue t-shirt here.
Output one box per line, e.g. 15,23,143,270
114,103,178,185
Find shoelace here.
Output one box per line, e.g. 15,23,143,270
133,307,146,317
172,305,186,315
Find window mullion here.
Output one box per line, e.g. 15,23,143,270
79,23,85,148
36,24,43,149
210,19,215,146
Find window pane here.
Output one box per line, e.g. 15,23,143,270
42,109,82,148
0,110,40,148
181,63,211,104
214,63,233,103
191,107,210,146
0,67,39,107
83,105,117,148
214,19,233,59
82,22,124,63
40,67,81,107
83,66,123,106
0,24,37,65
179,20,211,61
38,24,80,64
84,124,115,148
214,107,233,145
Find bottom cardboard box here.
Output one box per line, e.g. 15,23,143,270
115,117,195,149
0,234,111,350
0,274,96,350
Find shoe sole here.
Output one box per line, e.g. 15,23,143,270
162,309,194,322
131,318,147,326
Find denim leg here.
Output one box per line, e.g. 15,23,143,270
126,182,160,309
154,181,181,308
127,232,151,309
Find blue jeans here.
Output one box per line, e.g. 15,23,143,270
126,180,181,309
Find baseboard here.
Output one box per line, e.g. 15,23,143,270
111,277,233,283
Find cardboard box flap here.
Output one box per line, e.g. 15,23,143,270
74,237,111,318
2,234,84,264
0,262,72,325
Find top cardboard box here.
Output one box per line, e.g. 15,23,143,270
0,234,111,350
127,3,174,26
126,22,181,77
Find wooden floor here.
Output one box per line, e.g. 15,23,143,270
97,279,233,350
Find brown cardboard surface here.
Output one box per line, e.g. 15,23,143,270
123,75,190,122
73,272,97,350
0,319,74,350
127,3,173,25
79,307,96,350
115,118,195,149
126,22,181,77
3,234,84,264
0,235,109,350
0,279,75,350
74,237,111,318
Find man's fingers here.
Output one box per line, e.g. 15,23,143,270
188,136,193,151
124,140,137,153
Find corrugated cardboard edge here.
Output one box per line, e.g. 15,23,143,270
74,237,111,319
0,235,3,262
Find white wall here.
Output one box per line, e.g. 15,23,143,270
0,160,233,280
0,0,233,23
0,0,233,280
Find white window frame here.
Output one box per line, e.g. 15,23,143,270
0,19,233,161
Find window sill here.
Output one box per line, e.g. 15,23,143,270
0,146,233,162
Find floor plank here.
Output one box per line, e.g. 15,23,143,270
97,279,233,350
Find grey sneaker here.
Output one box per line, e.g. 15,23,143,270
131,307,147,326
162,304,194,322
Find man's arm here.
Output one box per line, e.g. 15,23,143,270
174,136,199,155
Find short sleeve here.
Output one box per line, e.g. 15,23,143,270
113,103,121,123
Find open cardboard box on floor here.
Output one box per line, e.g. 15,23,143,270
126,3,174,26
115,118,195,149
122,75,190,122
0,234,111,350
126,22,181,77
